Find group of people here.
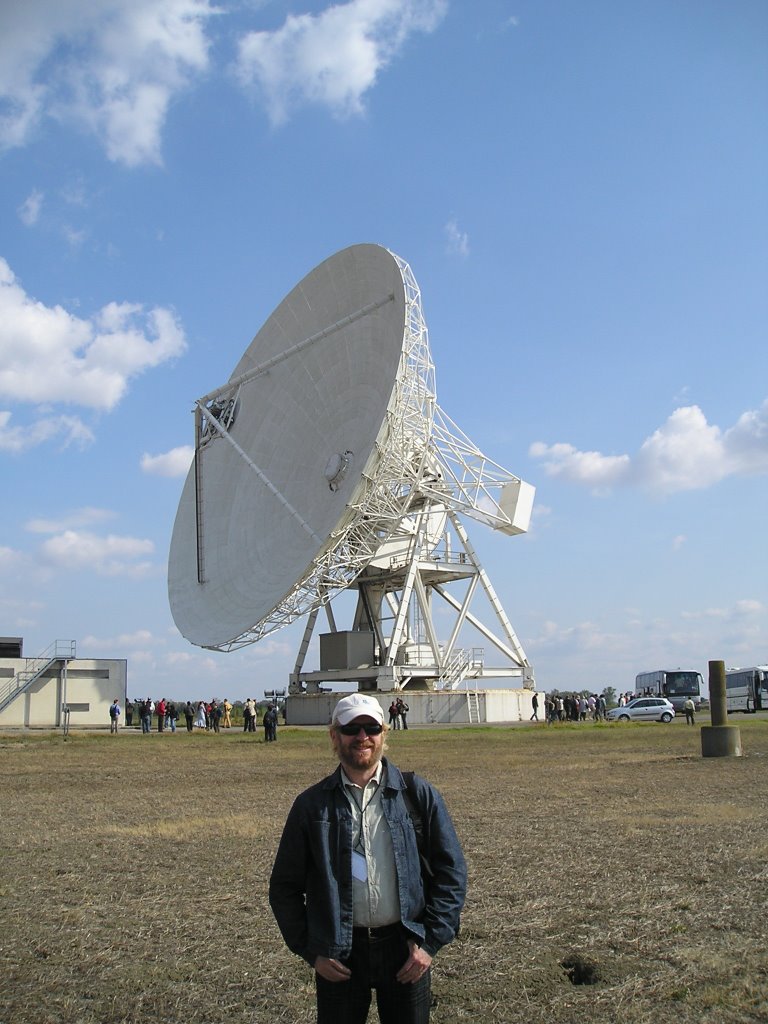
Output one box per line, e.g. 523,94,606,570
112,697,283,738
387,697,410,730
243,698,280,739
123,697,235,733
543,692,608,723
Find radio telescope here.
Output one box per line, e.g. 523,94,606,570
168,244,535,695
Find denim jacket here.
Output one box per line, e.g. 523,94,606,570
269,758,467,964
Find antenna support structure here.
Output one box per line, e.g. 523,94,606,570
168,245,535,695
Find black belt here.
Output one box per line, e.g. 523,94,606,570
352,923,401,941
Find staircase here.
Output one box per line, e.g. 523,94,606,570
0,640,76,715
439,648,472,689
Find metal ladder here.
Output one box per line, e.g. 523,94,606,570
466,690,481,724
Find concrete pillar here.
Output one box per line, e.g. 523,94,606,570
701,660,742,758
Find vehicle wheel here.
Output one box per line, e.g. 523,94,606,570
618,714,630,722
661,712,672,723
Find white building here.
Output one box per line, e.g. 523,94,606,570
0,638,127,730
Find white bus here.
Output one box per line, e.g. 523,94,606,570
725,666,768,714
634,669,703,712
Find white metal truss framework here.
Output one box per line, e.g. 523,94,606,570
191,253,532,661
292,503,533,691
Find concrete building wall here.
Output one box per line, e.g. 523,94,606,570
285,689,540,726
486,689,536,722
0,659,127,729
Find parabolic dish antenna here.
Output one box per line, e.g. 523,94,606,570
169,244,534,683
170,245,431,649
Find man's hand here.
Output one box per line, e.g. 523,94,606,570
314,956,352,982
395,940,433,984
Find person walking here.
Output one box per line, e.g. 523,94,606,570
684,697,696,724
530,693,539,722
269,693,466,1024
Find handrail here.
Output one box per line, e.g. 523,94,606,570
0,640,76,714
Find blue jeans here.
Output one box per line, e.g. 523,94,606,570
315,925,431,1024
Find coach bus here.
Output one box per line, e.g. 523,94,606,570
725,666,768,714
634,669,703,712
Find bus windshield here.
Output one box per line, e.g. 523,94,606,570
664,671,702,696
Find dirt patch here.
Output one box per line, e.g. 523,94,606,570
1,721,767,1023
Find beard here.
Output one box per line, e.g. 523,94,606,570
334,736,383,775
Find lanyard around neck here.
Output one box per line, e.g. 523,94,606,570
347,779,378,852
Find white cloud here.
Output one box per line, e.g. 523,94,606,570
528,618,624,656
0,0,215,166
0,1,445,161
18,188,43,225
0,546,23,569
530,401,768,494
62,225,87,249
26,507,116,533
0,410,94,453
634,406,725,491
528,441,631,490
523,502,551,538
39,529,154,577
83,629,158,649
681,599,764,622
236,0,447,124
444,218,469,257
0,257,187,412
141,445,194,477
680,606,728,621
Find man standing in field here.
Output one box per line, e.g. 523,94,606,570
269,692,467,1024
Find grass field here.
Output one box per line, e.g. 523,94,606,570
2,719,767,1024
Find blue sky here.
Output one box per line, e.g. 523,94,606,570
1,0,766,702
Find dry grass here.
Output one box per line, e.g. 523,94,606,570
1,718,767,1023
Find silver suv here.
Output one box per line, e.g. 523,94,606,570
607,697,676,723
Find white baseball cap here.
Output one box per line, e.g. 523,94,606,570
332,693,384,727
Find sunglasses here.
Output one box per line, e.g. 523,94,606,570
337,722,383,736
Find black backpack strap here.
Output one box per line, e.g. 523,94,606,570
401,771,434,880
